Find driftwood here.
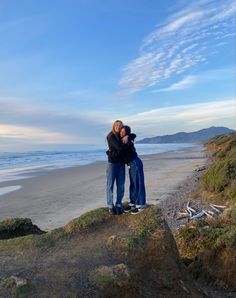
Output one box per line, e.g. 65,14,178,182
177,201,226,221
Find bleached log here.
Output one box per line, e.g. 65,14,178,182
190,211,205,219
177,214,189,220
211,203,226,209
186,201,197,213
209,204,221,213
186,207,192,218
207,210,215,216
202,210,214,218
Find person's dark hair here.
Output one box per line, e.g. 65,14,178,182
122,125,131,135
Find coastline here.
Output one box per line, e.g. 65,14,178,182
0,145,207,231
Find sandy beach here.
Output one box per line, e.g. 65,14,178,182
0,146,207,230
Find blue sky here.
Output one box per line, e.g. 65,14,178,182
0,0,235,149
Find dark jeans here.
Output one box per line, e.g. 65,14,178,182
106,162,125,208
128,157,146,208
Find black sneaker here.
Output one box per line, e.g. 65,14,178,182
116,206,123,215
108,207,116,215
131,208,145,215
123,206,134,213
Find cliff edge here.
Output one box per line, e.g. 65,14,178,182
0,206,205,297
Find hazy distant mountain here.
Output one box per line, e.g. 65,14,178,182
136,127,235,144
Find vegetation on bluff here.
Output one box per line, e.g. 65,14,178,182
202,132,236,200
0,218,45,240
176,132,236,291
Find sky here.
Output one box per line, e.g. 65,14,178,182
0,0,235,150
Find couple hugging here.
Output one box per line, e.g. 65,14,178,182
106,120,146,215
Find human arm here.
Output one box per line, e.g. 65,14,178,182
107,133,128,151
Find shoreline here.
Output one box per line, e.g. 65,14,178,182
0,145,207,231
0,143,197,185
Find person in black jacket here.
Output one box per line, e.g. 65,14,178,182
106,120,129,215
120,125,146,214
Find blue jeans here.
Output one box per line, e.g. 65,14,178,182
128,157,146,208
106,162,125,208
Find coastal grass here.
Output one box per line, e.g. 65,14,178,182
206,132,236,146
176,132,236,290
201,132,236,201
0,277,16,289
0,207,111,253
0,206,160,253
125,206,163,248
64,207,110,233
175,205,236,290
176,206,236,257
0,277,33,298
0,206,163,254
0,218,44,240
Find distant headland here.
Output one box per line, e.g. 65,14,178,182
136,126,235,144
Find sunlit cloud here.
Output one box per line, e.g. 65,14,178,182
0,98,112,144
0,124,71,143
0,97,235,145
122,99,236,138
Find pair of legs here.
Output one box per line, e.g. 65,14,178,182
106,162,125,209
128,157,146,209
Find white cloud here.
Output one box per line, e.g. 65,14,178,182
0,124,70,143
152,76,196,92
0,98,112,144
118,0,236,95
122,99,236,137
151,66,236,92
145,11,204,42
0,96,235,146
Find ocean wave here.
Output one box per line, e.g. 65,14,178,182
0,143,197,183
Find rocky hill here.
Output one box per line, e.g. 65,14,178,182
137,126,234,144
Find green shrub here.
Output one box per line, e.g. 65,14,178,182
202,135,236,195
126,206,162,248
64,208,110,233
0,218,32,232
202,160,229,192
0,218,43,240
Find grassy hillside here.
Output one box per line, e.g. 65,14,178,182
201,132,236,201
175,132,236,291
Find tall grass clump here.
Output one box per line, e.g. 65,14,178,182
202,132,236,201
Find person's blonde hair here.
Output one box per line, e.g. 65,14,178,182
112,120,123,134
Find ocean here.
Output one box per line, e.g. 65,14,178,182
0,143,197,184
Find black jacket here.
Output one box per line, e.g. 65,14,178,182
122,134,137,164
106,132,127,163
106,132,137,163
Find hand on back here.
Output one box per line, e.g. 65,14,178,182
122,135,129,144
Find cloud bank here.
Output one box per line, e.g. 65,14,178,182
0,97,235,147
123,99,236,138
0,98,111,144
